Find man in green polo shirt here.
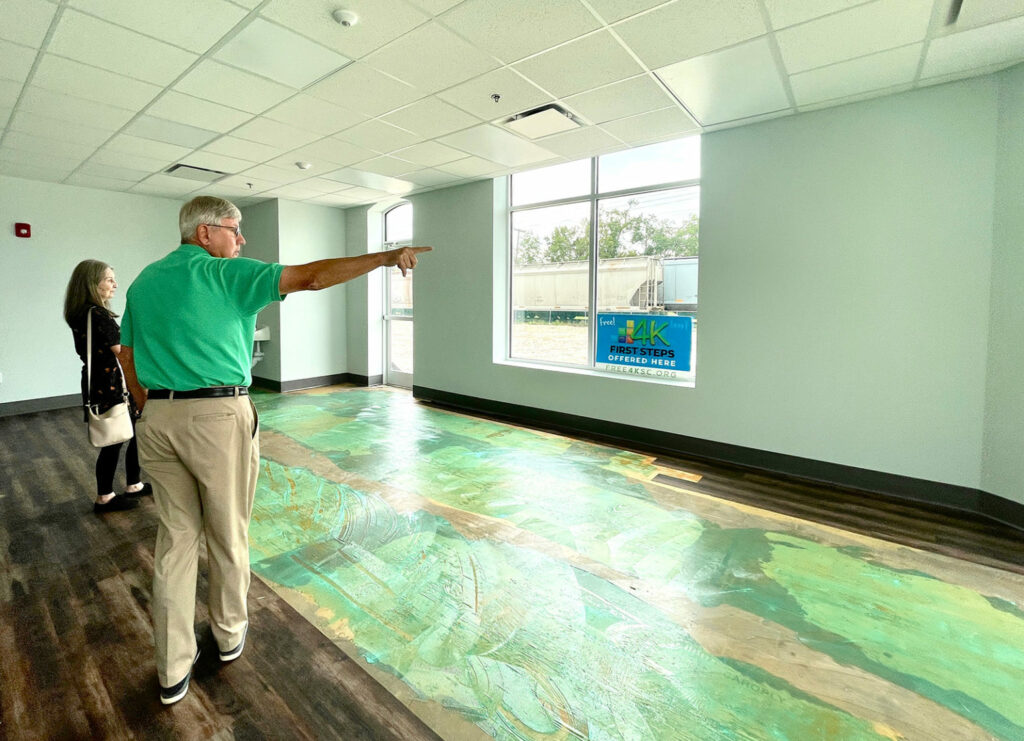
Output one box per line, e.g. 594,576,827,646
120,195,430,704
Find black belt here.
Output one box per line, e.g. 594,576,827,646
148,386,248,400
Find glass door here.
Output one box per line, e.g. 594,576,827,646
383,204,413,388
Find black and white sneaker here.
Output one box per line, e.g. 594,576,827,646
219,624,247,662
159,649,199,705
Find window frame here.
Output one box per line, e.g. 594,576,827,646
506,148,700,381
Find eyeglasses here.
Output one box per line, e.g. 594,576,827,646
203,223,242,236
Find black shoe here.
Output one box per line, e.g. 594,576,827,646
160,649,200,705
219,624,247,662
93,494,140,513
124,482,153,498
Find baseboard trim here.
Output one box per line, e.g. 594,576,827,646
252,373,382,392
0,394,81,418
413,385,1024,532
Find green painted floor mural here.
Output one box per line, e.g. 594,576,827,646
248,388,1024,741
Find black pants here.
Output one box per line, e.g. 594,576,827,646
95,436,141,496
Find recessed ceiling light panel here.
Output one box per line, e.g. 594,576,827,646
502,104,581,139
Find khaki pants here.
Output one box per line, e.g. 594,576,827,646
137,393,259,687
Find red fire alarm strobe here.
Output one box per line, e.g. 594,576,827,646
14,223,31,238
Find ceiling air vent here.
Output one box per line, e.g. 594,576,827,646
165,164,230,182
502,104,581,139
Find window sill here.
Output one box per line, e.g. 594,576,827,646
494,357,695,388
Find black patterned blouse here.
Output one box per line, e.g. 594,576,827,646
71,306,125,412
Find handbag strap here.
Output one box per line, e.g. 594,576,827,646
85,306,128,409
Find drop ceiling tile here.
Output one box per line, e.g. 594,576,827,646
776,0,934,73
922,15,1024,79
260,0,430,61
535,126,622,158
263,183,325,200
322,167,415,193
307,192,366,206
195,183,266,200
132,174,204,196
0,161,75,182
400,168,465,187
203,135,282,162
1,79,24,109
240,163,313,184
263,154,345,176
435,155,503,177
18,86,136,129
90,148,177,172
175,60,295,114
229,0,262,9
215,18,351,88
763,0,871,31
64,173,136,190
440,0,602,64
78,161,151,182
796,82,914,112
232,117,321,149
282,138,377,167
437,68,550,120
439,124,571,167
564,75,675,124
290,176,350,193
306,63,422,117
218,174,278,192
7,112,115,148
585,0,673,24
323,185,391,202
614,0,766,69
0,0,58,47
32,54,162,110
790,43,922,106
105,134,193,162
264,94,366,135
179,151,256,174
955,0,1024,30
657,37,790,125
48,10,198,85
352,156,417,177
67,0,248,54
3,130,97,160
0,146,83,171
334,120,420,153
381,97,481,139
392,141,467,167
405,0,463,13
0,105,14,127
600,106,700,144
147,91,253,133
0,40,36,84
514,31,644,98
364,22,499,93
127,116,220,149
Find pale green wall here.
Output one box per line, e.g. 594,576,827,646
239,199,282,381
276,200,348,385
241,199,349,385
983,63,1024,505
411,77,1002,490
0,175,179,405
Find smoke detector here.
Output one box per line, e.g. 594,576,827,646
332,9,358,27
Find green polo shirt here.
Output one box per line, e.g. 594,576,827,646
122,243,285,390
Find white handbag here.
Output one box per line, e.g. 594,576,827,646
85,307,134,448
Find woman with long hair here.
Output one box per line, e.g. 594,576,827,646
64,259,152,513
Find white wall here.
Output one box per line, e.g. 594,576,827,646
0,175,179,405
239,199,282,381
983,63,1024,505
411,76,1003,491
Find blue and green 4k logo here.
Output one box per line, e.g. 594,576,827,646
617,318,671,346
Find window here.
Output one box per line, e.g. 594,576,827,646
508,137,700,383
